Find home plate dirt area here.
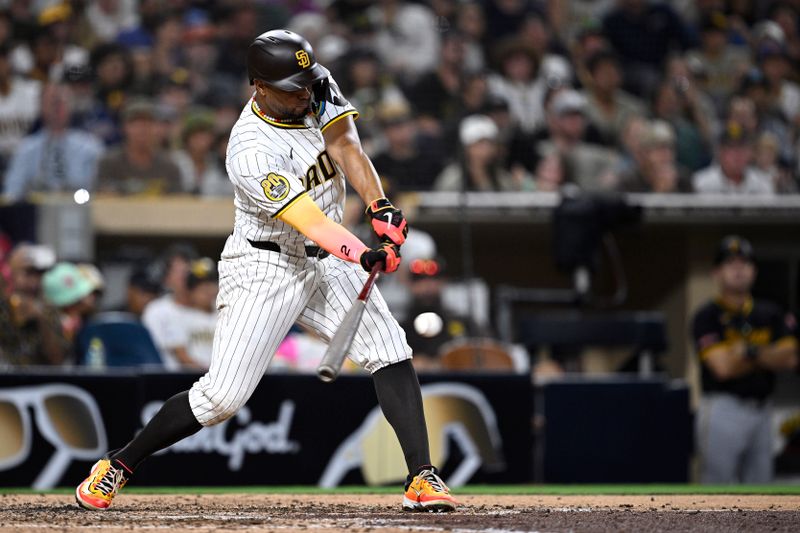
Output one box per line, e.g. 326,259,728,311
1,494,799,533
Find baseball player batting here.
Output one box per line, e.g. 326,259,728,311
75,29,457,512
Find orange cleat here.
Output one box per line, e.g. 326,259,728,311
75,459,129,511
402,467,458,512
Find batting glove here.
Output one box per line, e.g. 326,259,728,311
359,242,401,273
366,198,408,247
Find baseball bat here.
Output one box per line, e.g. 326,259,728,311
317,264,381,382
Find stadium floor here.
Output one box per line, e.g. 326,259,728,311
1,488,799,532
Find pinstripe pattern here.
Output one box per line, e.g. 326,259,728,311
188,78,411,427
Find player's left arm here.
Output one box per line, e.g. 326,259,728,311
323,116,408,246
754,310,799,371
755,338,798,371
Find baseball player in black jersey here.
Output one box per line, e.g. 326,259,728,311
76,29,457,512
692,236,798,483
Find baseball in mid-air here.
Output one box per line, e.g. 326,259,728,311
414,312,443,338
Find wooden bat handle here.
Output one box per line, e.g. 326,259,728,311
358,263,382,301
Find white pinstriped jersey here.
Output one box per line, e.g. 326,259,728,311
224,78,357,256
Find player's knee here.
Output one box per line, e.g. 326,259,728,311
192,386,247,426
207,394,248,425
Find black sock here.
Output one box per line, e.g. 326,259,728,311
372,360,431,475
110,390,202,471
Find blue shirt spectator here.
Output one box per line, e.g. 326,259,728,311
3,84,104,201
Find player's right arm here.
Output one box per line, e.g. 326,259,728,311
277,194,400,272
229,149,398,272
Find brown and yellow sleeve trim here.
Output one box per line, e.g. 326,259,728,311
273,191,308,218
699,340,731,361
320,110,359,133
774,336,798,349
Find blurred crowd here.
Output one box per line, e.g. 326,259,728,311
0,0,799,197
5,0,800,371
0,228,489,372
0,240,222,368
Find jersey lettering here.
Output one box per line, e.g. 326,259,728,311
303,150,338,192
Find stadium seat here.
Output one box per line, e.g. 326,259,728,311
439,338,520,372
76,312,163,368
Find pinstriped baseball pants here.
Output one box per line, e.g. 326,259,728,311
188,245,412,426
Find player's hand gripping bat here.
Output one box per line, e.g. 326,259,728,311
317,263,381,382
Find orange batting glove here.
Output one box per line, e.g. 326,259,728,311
359,242,401,273
366,198,408,246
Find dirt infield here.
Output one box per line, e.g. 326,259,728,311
1,493,799,532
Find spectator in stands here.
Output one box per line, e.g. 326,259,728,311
96,98,182,194
728,90,793,168
156,69,193,127
85,0,139,44
692,236,798,483
371,0,441,82
580,49,646,147
758,40,800,126
602,0,695,97
618,120,692,193
487,39,547,133
180,9,218,99
615,114,648,179
43,262,98,355
159,242,197,296
142,257,219,370
692,121,774,194
371,102,444,192
455,1,487,72
482,0,538,41
338,48,408,145
89,43,134,143
457,72,491,123
569,23,610,91
0,244,68,366
531,89,619,191
755,132,797,194
435,114,533,191
122,30,157,96
685,12,750,105
125,263,162,318
405,31,467,137
78,263,105,305
32,3,90,83
3,83,104,201
531,150,569,192
767,2,800,65
653,65,714,173
0,43,41,172
150,12,186,82
172,109,231,196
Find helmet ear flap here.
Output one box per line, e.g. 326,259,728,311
310,78,330,118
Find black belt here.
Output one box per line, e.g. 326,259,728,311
248,239,329,259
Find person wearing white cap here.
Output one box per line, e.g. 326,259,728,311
0,244,69,366
532,88,619,191
434,114,533,191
